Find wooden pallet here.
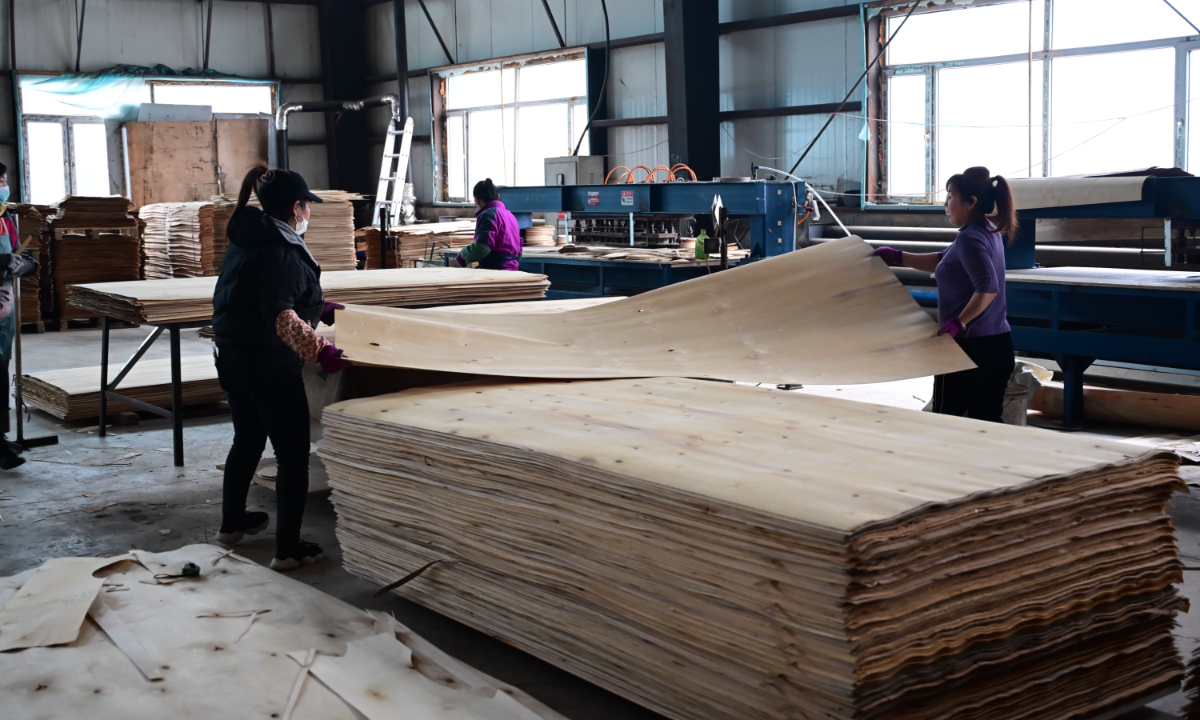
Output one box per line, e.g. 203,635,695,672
56,317,100,331
19,321,45,334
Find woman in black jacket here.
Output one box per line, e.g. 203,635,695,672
212,166,349,571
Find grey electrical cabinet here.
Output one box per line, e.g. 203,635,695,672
544,156,606,186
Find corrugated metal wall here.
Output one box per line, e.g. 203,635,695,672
365,0,863,203
6,0,329,190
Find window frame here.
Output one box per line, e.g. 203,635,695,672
431,49,589,206
21,115,109,203
144,80,278,115
867,0,1199,208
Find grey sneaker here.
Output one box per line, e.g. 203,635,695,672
271,540,325,572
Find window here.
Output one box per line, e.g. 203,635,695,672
874,0,1198,205
23,117,109,204
434,52,589,203
148,82,274,115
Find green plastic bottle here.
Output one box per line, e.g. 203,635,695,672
694,230,709,260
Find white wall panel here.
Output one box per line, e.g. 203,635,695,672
270,4,322,80
288,144,329,190
607,44,665,119
607,124,668,175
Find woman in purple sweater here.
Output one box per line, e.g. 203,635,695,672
875,166,1017,422
457,178,524,271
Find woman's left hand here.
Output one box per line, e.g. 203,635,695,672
320,302,344,326
938,317,965,338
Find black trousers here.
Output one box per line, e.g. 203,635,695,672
932,332,1015,423
215,349,310,548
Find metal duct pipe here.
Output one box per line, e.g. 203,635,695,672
274,95,400,170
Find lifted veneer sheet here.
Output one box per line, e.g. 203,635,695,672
335,236,974,386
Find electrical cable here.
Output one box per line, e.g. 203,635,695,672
571,0,609,156
1162,0,1200,35
789,0,920,176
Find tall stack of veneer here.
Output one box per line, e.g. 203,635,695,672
319,377,1187,720
48,197,141,324
209,194,237,274
304,191,359,271
140,202,216,278
357,221,476,269
9,204,45,325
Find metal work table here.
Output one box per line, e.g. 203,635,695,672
97,316,211,467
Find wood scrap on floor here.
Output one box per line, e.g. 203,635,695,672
67,268,550,325
319,377,1186,720
0,544,566,720
335,237,973,386
21,355,222,420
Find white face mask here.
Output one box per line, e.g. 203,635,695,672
294,218,309,235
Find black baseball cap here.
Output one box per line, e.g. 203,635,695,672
258,168,323,206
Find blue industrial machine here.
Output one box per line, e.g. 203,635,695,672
494,180,804,299
1000,176,1200,426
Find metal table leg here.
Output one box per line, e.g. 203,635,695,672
99,317,110,437
1056,354,1095,428
170,325,184,466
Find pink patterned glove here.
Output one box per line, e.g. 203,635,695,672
320,301,344,326
938,317,965,338
873,246,903,267
318,345,350,374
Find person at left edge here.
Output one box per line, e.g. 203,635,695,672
0,162,39,470
211,165,349,572
457,178,524,271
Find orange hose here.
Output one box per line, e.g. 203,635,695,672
626,165,653,183
669,163,697,181
795,209,812,225
647,165,672,183
604,166,630,185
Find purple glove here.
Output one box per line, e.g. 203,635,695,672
938,317,965,338
873,246,904,267
318,345,350,374
320,301,344,326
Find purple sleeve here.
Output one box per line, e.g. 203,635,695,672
956,234,1000,293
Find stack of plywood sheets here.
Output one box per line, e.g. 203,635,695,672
53,233,142,322
522,224,556,247
137,203,173,279
209,194,236,274
50,196,139,231
360,221,476,269
67,268,550,325
305,191,360,271
9,204,45,325
141,202,216,279
319,377,1186,720
21,356,223,420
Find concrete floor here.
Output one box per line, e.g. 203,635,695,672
0,326,1195,720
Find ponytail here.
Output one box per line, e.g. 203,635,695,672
232,165,305,222
234,165,269,216
473,178,500,203
946,166,1019,243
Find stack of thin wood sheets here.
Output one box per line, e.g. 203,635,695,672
139,202,216,278
138,203,173,279
306,191,360,272
54,234,141,322
67,268,550,325
522,223,556,247
319,377,1187,720
21,356,222,420
9,204,44,324
358,221,476,269
209,194,236,274
31,205,56,316
50,196,139,231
